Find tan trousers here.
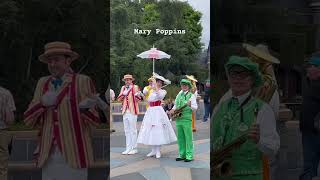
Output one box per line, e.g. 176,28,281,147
0,130,11,180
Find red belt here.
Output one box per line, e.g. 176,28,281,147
150,101,161,107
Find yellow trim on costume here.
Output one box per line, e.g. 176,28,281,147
145,86,153,109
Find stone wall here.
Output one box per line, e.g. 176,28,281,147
7,129,108,180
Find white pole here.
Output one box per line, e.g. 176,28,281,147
153,58,155,73
152,45,155,73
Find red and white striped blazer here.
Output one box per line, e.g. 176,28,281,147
117,84,141,115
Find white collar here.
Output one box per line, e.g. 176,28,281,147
183,90,189,95
231,90,251,105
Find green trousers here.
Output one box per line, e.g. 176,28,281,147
176,121,194,160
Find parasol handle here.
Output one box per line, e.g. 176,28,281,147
153,58,155,73
160,84,170,89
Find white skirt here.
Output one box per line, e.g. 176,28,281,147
137,106,177,145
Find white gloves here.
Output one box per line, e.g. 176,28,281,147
79,94,108,110
123,85,133,96
123,90,129,96
134,91,143,97
41,91,58,107
79,97,97,109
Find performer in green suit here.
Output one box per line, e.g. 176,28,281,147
170,79,198,162
211,56,280,180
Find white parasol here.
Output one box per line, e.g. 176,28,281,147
137,45,171,73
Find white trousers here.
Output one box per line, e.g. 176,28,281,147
123,112,138,151
42,146,87,180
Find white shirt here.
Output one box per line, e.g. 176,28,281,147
105,88,115,102
193,90,198,98
148,89,166,102
172,90,198,111
110,89,115,102
213,90,280,157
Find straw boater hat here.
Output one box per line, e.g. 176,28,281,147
39,42,80,63
122,74,135,81
243,43,280,64
186,75,198,82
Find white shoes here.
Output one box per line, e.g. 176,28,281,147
127,149,138,155
156,151,161,159
122,149,131,155
147,151,156,157
147,147,161,158
147,151,161,158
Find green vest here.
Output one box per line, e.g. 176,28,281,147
175,91,193,122
212,96,264,178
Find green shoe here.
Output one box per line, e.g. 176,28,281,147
184,159,193,162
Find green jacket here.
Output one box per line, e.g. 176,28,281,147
175,91,193,122
212,96,264,178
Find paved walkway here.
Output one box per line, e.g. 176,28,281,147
110,119,210,180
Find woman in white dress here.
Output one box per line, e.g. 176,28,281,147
137,74,177,158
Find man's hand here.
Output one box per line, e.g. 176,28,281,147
123,85,133,96
134,91,142,97
248,124,260,144
41,91,58,107
187,101,191,107
169,109,175,115
79,97,98,109
123,89,129,96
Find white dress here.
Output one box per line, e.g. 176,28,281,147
137,89,177,145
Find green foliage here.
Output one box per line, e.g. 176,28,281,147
164,85,181,100
0,0,108,122
143,4,159,23
110,0,204,94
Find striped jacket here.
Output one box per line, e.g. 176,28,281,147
117,84,141,115
24,73,99,168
